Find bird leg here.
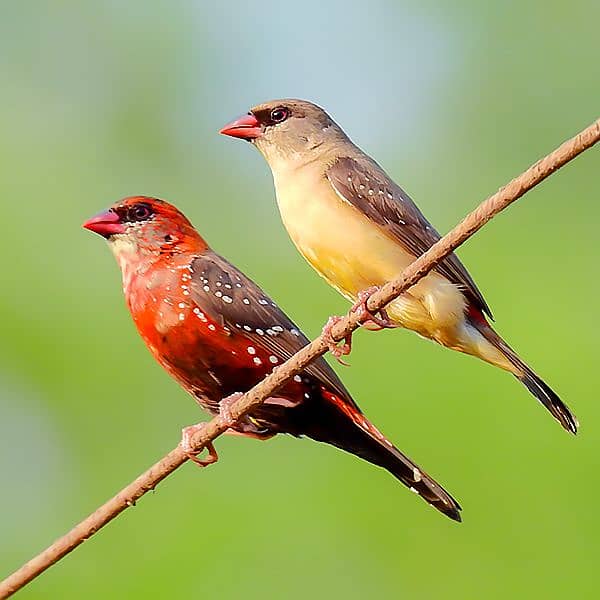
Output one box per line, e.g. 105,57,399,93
180,423,219,467
218,392,244,426
351,286,396,330
321,316,352,365
321,287,396,362
181,393,266,465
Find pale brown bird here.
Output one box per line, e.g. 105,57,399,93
220,99,578,434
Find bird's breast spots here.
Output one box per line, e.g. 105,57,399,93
154,308,183,334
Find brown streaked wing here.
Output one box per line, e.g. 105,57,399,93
188,251,361,411
326,157,492,318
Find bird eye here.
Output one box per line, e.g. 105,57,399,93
128,203,153,222
270,107,290,124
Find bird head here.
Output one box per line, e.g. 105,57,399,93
220,99,349,170
83,196,208,266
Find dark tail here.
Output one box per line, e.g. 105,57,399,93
470,316,578,434
304,399,462,522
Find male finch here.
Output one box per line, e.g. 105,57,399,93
221,99,578,434
83,196,461,521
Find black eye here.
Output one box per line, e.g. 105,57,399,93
128,203,153,222
270,107,290,124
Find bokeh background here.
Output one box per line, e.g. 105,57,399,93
1,2,599,598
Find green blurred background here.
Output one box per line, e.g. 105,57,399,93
1,2,598,598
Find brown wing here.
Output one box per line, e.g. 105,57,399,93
326,157,492,318
188,251,361,411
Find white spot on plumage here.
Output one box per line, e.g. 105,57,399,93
294,375,302,383
208,324,216,331
413,468,422,482
304,392,310,399
259,299,268,305
223,295,232,303
253,357,262,366
247,346,256,355
290,328,300,336
243,325,251,332
256,329,264,335
203,285,210,292
216,281,222,287
225,283,232,289
178,302,186,308
179,313,185,321
269,355,278,364
272,325,283,332
215,291,222,298
242,298,250,305
409,487,419,494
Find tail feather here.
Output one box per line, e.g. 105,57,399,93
470,315,578,434
519,370,578,434
306,395,462,521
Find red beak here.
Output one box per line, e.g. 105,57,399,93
220,113,262,140
83,209,125,238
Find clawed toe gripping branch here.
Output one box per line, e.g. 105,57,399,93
321,287,397,363
1,117,598,599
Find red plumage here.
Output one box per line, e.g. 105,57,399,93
84,196,461,521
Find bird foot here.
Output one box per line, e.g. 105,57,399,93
180,423,219,467
321,316,352,365
351,286,396,330
219,392,244,427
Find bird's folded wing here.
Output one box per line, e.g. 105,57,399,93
326,156,492,318
188,251,361,410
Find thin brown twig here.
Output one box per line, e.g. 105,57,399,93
1,117,599,599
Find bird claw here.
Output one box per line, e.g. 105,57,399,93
180,423,219,467
219,392,244,428
321,316,352,365
181,393,246,467
351,286,396,330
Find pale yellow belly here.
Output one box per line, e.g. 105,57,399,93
274,174,467,344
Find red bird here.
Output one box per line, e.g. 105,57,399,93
83,196,461,521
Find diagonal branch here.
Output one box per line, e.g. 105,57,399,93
1,117,599,599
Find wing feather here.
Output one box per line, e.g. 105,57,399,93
326,157,492,318
188,251,361,411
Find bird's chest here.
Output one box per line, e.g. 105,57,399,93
125,267,275,403
274,170,414,299
125,268,219,388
